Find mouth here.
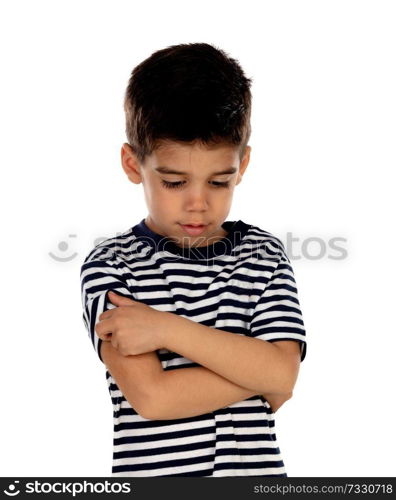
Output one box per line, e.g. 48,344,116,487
179,223,207,236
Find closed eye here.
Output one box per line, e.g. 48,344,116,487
161,180,230,189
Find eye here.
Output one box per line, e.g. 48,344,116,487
161,180,230,189
211,181,229,188
161,180,185,189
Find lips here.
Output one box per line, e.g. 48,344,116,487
179,223,207,236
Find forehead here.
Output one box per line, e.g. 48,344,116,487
149,140,240,168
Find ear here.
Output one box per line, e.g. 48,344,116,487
236,145,251,185
121,143,144,185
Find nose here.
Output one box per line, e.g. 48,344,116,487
183,184,209,212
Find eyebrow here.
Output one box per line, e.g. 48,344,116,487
155,166,238,175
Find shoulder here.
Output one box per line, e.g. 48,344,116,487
242,221,288,263
80,225,140,268
79,230,133,284
79,230,138,302
82,239,119,266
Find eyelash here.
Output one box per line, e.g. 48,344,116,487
161,180,230,189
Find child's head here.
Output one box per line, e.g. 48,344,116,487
121,42,252,248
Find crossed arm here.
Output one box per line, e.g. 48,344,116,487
101,343,293,420
99,311,301,420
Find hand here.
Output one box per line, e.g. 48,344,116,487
95,291,168,356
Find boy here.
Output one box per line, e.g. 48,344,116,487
80,42,307,477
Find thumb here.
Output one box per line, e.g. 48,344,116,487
108,291,136,305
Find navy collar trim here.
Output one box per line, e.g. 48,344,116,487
132,218,251,260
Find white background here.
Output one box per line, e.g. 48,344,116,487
1,0,395,477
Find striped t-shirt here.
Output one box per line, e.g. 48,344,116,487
80,218,307,477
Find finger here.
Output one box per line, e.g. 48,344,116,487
95,319,113,340
97,330,112,341
99,310,113,320
108,291,136,306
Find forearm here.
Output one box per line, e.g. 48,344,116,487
146,366,290,421
102,341,290,420
100,341,164,416
161,312,293,395
148,366,256,420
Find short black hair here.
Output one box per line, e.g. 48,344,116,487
123,42,252,165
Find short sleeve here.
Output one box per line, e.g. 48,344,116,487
249,251,307,362
80,246,135,364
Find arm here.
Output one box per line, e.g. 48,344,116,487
145,366,293,420
101,341,290,420
160,312,300,395
263,391,293,413
100,341,162,419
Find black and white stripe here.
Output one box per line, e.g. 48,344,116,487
80,219,307,477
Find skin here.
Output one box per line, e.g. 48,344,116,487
120,140,251,248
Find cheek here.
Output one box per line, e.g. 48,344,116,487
147,185,175,208
215,189,235,210
214,187,234,200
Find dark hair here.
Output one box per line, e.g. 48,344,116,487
123,42,252,165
